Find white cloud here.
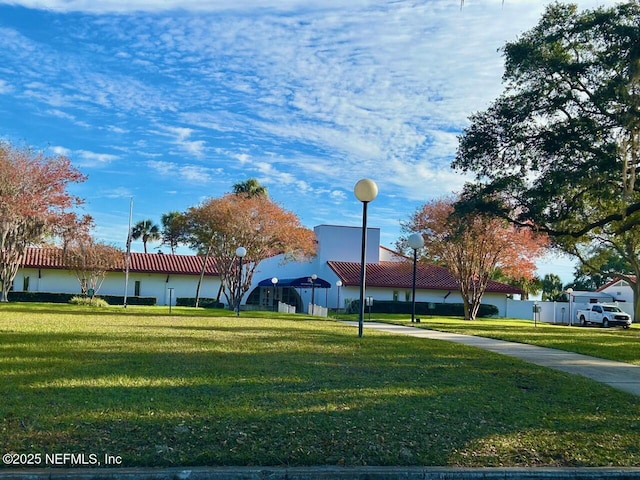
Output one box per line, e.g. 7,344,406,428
159,126,206,158
0,79,13,94
0,0,622,258
101,186,133,199
50,145,71,156
146,160,219,184
49,146,118,167
76,150,119,166
0,0,379,13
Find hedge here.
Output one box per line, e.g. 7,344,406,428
176,297,225,309
347,299,499,318
7,291,156,306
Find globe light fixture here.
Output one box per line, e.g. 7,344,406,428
271,277,278,312
235,246,247,316
335,279,343,314
310,273,318,314
354,178,378,337
407,233,425,324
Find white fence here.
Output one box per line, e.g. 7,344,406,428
307,303,328,317
278,301,296,314
506,298,634,324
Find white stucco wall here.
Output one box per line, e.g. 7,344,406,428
314,224,380,263
14,268,221,306
18,268,79,294
599,281,634,304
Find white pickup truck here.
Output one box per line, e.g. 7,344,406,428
575,303,632,329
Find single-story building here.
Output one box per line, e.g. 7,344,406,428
243,225,520,317
15,247,220,306
12,224,521,315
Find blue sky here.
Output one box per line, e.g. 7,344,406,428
0,0,618,285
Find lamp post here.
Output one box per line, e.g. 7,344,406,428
309,273,317,315
407,232,424,324
354,178,378,337
566,287,574,326
271,277,278,312
235,246,246,316
336,280,343,315
168,287,174,314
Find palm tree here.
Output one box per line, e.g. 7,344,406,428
160,211,187,254
232,178,268,198
130,219,161,253
542,273,564,301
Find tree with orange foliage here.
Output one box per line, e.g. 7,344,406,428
185,192,316,309
0,142,87,302
400,197,548,320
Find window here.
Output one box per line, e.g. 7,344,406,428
23,276,29,292
393,291,399,302
603,306,622,312
134,281,141,297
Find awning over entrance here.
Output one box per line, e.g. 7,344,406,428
257,276,332,289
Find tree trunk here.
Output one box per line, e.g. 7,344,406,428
0,252,22,303
461,294,472,320
194,247,211,309
0,280,8,302
469,295,482,321
631,278,640,324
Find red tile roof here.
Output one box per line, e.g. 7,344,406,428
21,247,219,276
328,260,522,294
21,247,66,268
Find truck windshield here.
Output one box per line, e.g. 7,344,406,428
603,306,622,312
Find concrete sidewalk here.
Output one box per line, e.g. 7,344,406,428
344,321,640,397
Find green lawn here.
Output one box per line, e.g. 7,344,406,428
1,304,640,468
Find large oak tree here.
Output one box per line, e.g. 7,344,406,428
0,142,87,301
453,2,640,318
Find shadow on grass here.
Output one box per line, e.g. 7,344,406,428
1,323,640,467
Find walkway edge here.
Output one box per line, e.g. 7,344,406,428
3,466,640,480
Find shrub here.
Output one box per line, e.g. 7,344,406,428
8,291,74,303
347,299,499,318
69,296,110,307
176,297,225,308
102,295,156,306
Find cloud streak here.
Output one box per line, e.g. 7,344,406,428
0,0,618,275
